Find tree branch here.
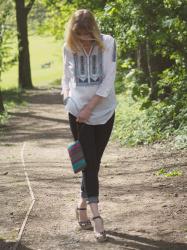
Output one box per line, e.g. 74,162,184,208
25,0,35,15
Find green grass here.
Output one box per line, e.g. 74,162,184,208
0,35,63,126
2,88,26,107
113,93,187,148
0,35,63,90
0,88,26,125
112,94,159,146
155,168,183,177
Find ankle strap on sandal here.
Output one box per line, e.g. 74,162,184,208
92,215,101,220
77,207,87,210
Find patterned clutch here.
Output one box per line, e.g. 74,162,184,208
67,140,87,173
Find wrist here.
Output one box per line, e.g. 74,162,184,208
63,96,70,105
85,105,93,112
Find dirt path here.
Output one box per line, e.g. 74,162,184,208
0,87,187,250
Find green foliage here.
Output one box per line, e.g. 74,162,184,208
125,69,150,100
98,0,187,147
0,111,9,125
33,1,75,39
28,1,67,37
155,168,183,177
74,0,107,10
28,1,47,31
0,0,16,77
36,0,108,39
113,92,187,148
174,134,187,149
0,88,26,125
2,88,26,108
113,95,159,146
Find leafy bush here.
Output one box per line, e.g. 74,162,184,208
113,94,159,146
100,0,187,148
113,89,187,148
0,88,26,126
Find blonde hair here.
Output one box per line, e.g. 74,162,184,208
64,9,105,53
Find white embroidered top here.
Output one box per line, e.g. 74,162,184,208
61,33,117,125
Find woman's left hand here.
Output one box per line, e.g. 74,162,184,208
76,106,92,123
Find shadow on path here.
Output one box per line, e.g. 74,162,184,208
0,239,33,250
0,88,71,143
106,230,187,250
8,112,69,124
0,128,71,143
22,87,62,105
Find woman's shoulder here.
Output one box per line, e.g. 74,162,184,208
62,42,73,56
101,33,115,43
62,42,70,51
100,33,115,50
100,34,115,52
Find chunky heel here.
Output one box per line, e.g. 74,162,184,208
92,215,107,242
76,207,93,230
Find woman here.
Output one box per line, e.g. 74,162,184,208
61,9,117,242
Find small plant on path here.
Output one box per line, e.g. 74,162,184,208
155,168,183,177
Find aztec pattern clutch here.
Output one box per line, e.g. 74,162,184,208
67,140,87,173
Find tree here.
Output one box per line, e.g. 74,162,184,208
39,0,108,40
99,0,187,101
98,0,187,144
15,0,35,89
0,11,5,113
75,0,108,10
0,0,14,113
0,89,4,113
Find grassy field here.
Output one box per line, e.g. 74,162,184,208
0,35,63,91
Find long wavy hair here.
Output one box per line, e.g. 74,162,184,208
64,9,105,53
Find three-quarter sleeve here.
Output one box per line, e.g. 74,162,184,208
95,37,117,98
61,44,72,95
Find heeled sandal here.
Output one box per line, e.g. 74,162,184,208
76,207,93,230
92,215,107,242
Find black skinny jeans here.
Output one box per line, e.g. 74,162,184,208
68,112,115,204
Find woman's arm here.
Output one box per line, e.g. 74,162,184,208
95,37,117,98
61,44,71,100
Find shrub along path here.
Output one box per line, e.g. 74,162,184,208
0,87,187,250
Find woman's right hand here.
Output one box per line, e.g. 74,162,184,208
76,106,92,123
62,89,69,105
63,96,70,105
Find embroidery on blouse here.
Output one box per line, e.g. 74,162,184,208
73,35,103,87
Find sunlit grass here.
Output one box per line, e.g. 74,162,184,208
0,35,63,90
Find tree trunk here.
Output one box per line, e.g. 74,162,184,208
137,42,149,76
146,39,158,100
100,0,108,8
15,0,33,89
0,89,5,113
0,22,4,113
